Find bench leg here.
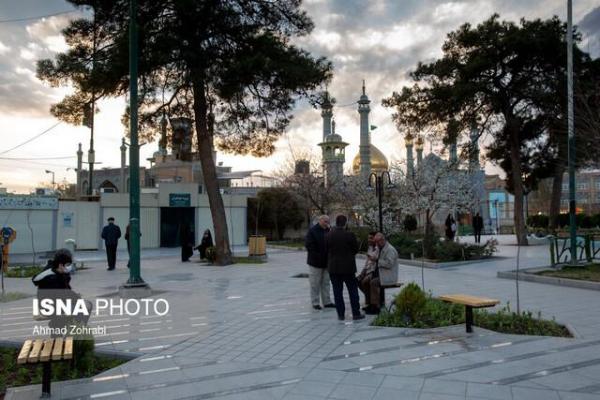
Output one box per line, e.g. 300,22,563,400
465,306,473,333
41,362,51,398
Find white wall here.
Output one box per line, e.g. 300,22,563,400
100,207,160,250
0,209,54,254
196,203,247,246
56,202,100,250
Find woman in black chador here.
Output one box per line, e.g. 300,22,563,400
180,223,194,262
195,229,213,260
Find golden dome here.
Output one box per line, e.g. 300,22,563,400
352,144,389,174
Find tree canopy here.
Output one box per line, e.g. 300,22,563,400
37,0,332,263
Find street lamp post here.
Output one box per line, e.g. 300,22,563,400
566,0,577,264
120,0,149,294
368,171,393,233
45,170,55,188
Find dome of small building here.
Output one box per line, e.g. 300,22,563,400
352,144,389,174
326,133,343,142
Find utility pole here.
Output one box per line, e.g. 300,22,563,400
567,0,577,264
120,0,149,293
87,4,97,196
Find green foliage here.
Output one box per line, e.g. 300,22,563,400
527,214,549,228
0,344,124,395
434,240,466,261
402,214,418,232
394,283,427,323
4,265,44,278
374,286,571,337
256,188,304,240
350,227,373,253
387,232,422,259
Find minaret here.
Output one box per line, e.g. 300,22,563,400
469,126,480,172
318,120,348,188
120,138,127,193
405,133,414,177
159,111,168,159
76,143,83,195
415,136,424,168
358,80,371,181
321,91,333,141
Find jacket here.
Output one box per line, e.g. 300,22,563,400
325,227,359,275
472,216,484,230
305,223,329,268
101,223,121,246
377,242,399,285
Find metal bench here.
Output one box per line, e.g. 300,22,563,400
17,337,74,398
438,294,499,333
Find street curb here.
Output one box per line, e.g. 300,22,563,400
398,256,499,269
497,268,600,292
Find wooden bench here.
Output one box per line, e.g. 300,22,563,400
17,337,74,397
438,294,499,333
379,282,403,308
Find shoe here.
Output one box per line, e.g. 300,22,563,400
353,313,365,321
337,315,345,321
323,303,336,308
313,305,322,310
107,267,115,271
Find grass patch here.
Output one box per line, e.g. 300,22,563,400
4,265,44,278
268,240,304,250
232,256,266,264
0,341,124,396
0,292,30,303
373,282,571,337
537,264,600,282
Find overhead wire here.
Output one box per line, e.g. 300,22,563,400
0,10,78,24
0,121,62,156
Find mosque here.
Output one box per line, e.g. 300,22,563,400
316,82,493,231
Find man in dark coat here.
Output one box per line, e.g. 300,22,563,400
101,217,121,270
472,212,484,244
326,215,364,321
125,224,141,268
305,215,334,310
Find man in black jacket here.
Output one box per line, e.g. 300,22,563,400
305,215,334,310
101,217,121,270
472,212,484,244
326,215,364,321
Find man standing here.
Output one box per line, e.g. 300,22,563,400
101,217,121,271
472,212,484,244
357,232,381,314
326,215,363,321
305,215,334,310
375,233,399,304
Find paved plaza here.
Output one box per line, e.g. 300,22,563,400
2,236,600,399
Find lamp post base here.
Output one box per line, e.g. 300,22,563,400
118,282,152,299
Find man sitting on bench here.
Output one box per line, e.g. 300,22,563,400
358,232,399,314
357,231,380,314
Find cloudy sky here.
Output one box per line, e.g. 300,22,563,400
0,0,598,193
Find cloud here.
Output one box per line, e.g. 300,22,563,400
0,41,10,55
579,6,600,57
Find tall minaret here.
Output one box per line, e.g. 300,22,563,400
76,143,83,195
120,138,127,193
449,141,458,165
415,136,424,168
321,91,333,141
318,120,348,188
405,134,414,177
358,80,371,181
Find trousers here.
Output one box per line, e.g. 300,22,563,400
308,266,332,306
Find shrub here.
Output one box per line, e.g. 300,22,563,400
402,214,418,232
388,232,422,259
527,214,549,228
474,304,571,337
435,240,465,261
394,283,427,323
350,227,372,252
579,214,594,229
592,214,600,229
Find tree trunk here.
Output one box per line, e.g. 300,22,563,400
549,163,565,230
192,80,233,265
507,119,528,246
